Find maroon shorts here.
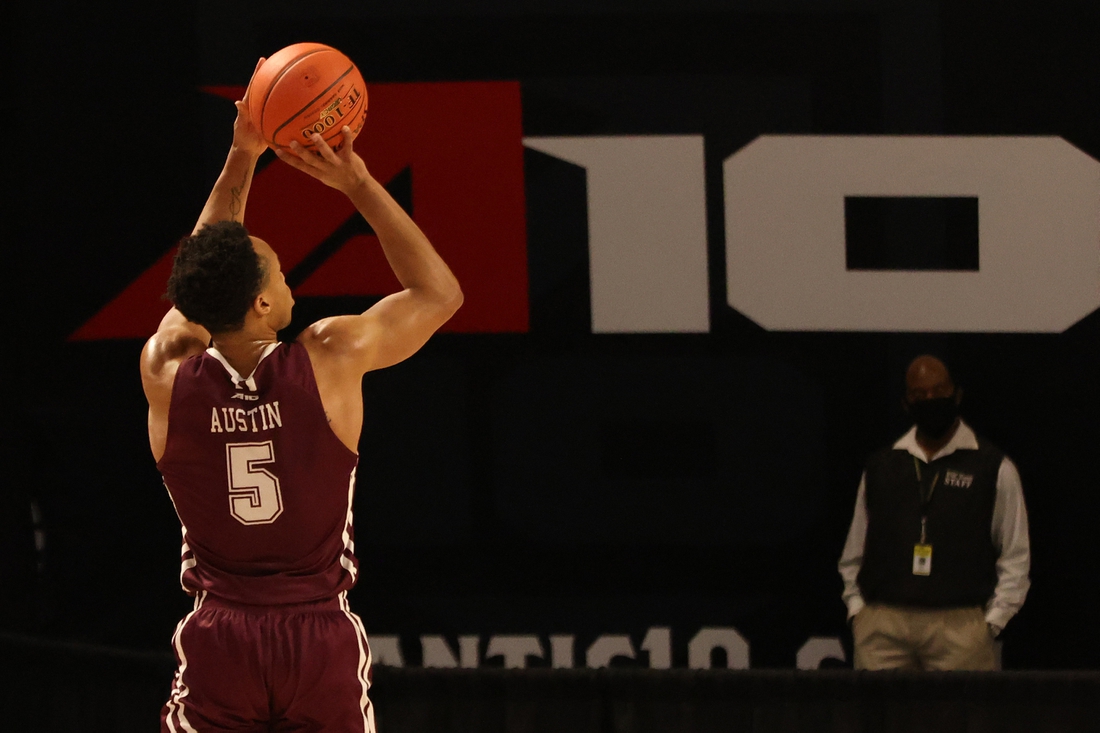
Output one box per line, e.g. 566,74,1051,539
161,591,375,733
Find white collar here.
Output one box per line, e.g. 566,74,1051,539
206,342,280,392
894,420,978,463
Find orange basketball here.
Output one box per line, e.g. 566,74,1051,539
247,43,368,152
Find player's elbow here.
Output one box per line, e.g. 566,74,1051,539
447,282,464,315
438,280,464,320
412,279,463,327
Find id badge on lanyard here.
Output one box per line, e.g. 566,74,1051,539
913,457,939,576
913,539,932,576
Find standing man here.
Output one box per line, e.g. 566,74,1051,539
140,64,462,731
838,355,1030,671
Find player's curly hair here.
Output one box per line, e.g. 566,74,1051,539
166,221,268,334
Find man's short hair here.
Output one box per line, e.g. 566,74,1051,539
167,221,267,333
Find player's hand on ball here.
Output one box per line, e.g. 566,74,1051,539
275,126,370,194
233,58,269,158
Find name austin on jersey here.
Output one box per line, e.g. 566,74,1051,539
210,401,282,434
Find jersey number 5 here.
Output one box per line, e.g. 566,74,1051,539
225,441,284,525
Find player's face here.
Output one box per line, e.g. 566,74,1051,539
252,237,295,331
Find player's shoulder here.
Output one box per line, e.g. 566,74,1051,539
141,326,208,379
297,314,378,362
140,327,207,412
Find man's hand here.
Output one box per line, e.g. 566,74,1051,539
274,127,370,194
232,58,268,158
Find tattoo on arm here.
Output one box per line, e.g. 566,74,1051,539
229,171,250,220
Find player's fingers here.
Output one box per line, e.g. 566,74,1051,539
311,133,342,164
282,141,323,170
274,147,313,173
242,58,265,105
336,126,357,160
273,147,294,165
294,141,326,168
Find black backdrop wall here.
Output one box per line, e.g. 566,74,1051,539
5,0,1100,699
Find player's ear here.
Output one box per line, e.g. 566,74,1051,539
253,293,271,316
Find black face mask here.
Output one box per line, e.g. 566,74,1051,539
908,396,959,439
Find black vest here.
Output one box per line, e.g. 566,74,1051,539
857,431,1002,608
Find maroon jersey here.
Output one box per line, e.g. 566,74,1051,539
158,341,360,604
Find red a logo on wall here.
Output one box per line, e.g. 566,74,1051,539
71,82,529,340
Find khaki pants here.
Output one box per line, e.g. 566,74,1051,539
852,603,996,671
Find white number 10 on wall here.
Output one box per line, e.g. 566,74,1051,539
225,441,284,525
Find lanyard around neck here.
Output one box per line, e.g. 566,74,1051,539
912,455,940,508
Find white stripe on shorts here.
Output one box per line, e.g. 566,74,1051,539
340,591,375,733
165,591,207,733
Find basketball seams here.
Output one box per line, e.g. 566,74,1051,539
255,47,328,143
270,64,362,148
250,43,367,150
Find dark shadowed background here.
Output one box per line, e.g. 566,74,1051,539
5,0,1100,679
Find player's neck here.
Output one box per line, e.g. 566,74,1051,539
210,327,278,379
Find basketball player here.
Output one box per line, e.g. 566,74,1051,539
140,65,462,731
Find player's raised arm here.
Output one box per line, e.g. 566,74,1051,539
276,127,463,374
142,64,270,457
193,59,269,233
144,58,269,375
145,60,270,379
